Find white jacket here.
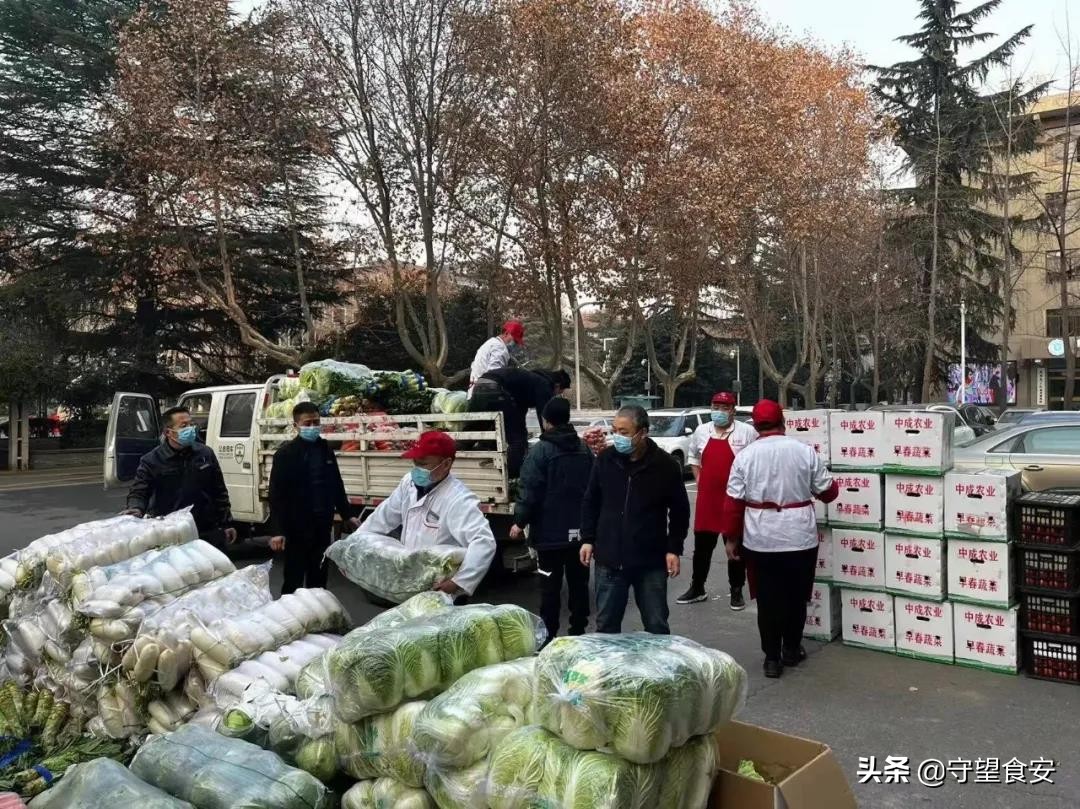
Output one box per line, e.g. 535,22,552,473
362,473,497,594
686,418,758,467
468,337,510,398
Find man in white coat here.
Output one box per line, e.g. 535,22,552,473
361,431,497,598
468,320,524,399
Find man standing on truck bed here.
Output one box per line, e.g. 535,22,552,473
124,405,236,548
268,401,359,594
469,367,571,478
468,320,525,399
361,431,497,600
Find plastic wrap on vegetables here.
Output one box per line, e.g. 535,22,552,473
326,533,465,605
423,761,489,809
532,633,746,764
25,758,195,809
342,778,433,809
411,658,535,772
209,633,343,707
335,700,427,786
129,724,330,809
298,359,373,397
321,603,543,723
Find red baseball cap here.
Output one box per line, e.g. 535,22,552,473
712,392,736,406
402,431,457,460
503,320,525,345
751,399,784,429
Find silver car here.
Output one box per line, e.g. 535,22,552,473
952,419,1080,492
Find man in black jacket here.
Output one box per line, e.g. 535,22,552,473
469,367,571,477
580,405,690,634
268,401,359,594
510,397,593,643
125,406,235,546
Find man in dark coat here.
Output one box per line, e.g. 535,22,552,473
580,405,690,634
125,406,235,547
268,401,358,594
511,397,593,643
468,367,571,477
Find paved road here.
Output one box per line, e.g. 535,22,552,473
1,470,1079,808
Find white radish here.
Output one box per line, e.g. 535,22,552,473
146,716,172,736
157,647,180,691
236,659,290,693
176,543,215,582
132,641,160,683
147,699,179,729
152,560,187,592
196,541,235,577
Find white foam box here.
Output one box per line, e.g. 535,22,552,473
953,604,1019,673
814,525,834,581
884,535,946,600
884,474,945,537
829,411,885,470
841,589,895,652
814,499,827,523
828,472,884,528
947,540,1014,606
832,528,886,590
787,409,834,464
895,596,954,664
805,582,842,641
944,469,1020,542
882,410,955,475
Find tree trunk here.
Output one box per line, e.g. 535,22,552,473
872,266,881,403
921,102,943,402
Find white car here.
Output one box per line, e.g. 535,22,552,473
646,408,713,474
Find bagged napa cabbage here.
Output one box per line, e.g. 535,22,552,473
412,658,535,770
323,603,542,722
129,724,329,809
342,778,433,809
26,758,194,809
326,533,465,605
533,633,746,764
335,700,427,786
424,762,488,809
484,726,718,809
299,360,373,397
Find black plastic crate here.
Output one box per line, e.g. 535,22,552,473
1018,547,1080,593
1020,591,1080,636
1018,492,1080,549
1022,631,1080,684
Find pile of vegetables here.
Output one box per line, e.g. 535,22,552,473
325,533,466,605
343,778,433,809
25,758,192,808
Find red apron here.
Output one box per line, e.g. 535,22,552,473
694,433,735,533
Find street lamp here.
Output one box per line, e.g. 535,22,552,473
728,346,742,405
959,299,967,404
572,300,602,411
641,358,651,397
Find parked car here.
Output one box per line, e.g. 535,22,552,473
952,418,1080,492
996,408,1043,426
1018,411,1080,425
646,407,712,474
869,404,978,447
923,402,996,436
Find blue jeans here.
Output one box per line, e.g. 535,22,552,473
594,564,670,634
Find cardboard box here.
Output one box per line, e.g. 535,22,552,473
805,582,842,641
828,472,884,528
944,469,1020,541
947,539,1013,606
953,604,1019,673
814,525,834,581
832,528,886,589
884,534,946,600
841,588,895,652
895,596,954,663
882,410,955,475
711,720,857,809
884,474,945,537
787,409,834,464
829,411,884,470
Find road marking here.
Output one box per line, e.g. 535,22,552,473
0,476,102,493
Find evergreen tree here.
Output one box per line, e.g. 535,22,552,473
873,0,1044,401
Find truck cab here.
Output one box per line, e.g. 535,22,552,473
104,379,280,526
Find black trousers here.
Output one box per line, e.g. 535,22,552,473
745,546,817,661
281,520,333,595
691,531,745,590
469,384,528,478
537,546,590,642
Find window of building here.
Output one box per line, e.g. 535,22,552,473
1044,131,1077,167
220,392,256,438
1046,249,1080,285
1046,307,1080,338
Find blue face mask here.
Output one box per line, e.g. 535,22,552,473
711,410,732,428
299,425,321,442
411,466,434,487
612,433,635,455
176,426,198,447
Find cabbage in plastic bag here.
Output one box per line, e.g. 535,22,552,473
424,761,488,809
335,700,427,786
26,758,194,809
533,633,746,764
326,533,465,605
298,360,373,397
342,778,433,809
412,658,535,770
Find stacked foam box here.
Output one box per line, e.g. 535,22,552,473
795,412,841,642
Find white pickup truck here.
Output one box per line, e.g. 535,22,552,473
103,379,514,532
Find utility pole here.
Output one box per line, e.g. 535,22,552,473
960,299,967,404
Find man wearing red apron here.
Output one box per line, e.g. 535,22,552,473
677,392,757,609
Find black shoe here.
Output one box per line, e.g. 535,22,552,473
730,587,746,611
763,658,783,678
676,586,708,605
782,645,807,667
